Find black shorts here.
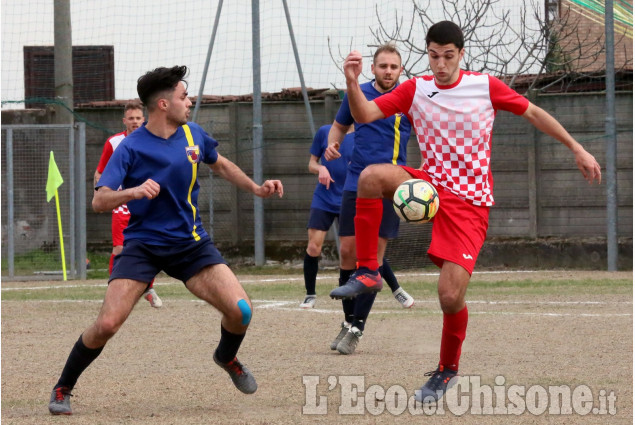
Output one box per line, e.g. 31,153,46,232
307,208,339,231
338,190,399,239
110,236,227,284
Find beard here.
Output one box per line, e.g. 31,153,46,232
375,77,397,92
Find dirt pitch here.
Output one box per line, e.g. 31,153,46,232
1,270,632,424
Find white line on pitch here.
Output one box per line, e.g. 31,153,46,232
3,299,630,318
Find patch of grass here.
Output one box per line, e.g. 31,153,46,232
1,249,62,274
467,278,633,296
228,264,304,275
2,270,631,304
1,281,197,302
2,250,112,279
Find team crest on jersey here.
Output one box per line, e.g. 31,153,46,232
185,145,201,164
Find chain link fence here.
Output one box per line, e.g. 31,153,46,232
1,123,86,280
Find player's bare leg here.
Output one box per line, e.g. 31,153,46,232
330,164,412,300
301,228,327,308
49,279,146,415
84,279,147,347
416,261,470,402
186,264,257,394
358,164,412,199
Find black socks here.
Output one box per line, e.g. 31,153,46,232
55,335,104,390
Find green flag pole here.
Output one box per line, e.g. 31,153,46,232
46,151,67,280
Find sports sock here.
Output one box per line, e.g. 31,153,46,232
303,252,319,296
439,305,468,371
339,268,355,323
354,198,383,270
379,258,400,292
352,292,377,332
55,335,104,390
108,253,115,275
215,325,246,364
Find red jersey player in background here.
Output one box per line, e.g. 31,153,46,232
330,21,601,402
94,100,162,308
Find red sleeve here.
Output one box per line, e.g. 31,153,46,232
374,78,417,117
488,75,529,115
95,141,113,173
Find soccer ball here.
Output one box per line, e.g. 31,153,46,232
392,179,439,223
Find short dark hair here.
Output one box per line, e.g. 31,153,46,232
425,21,464,50
123,99,143,113
137,65,188,111
373,43,402,64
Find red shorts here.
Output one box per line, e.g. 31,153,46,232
401,166,490,275
111,210,130,247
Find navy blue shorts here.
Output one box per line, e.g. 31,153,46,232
110,236,227,284
338,190,399,239
307,208,339,231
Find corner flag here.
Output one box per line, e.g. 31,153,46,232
46,151,64,202
45,150,67,280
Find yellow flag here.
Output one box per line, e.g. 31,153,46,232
46,151,64,202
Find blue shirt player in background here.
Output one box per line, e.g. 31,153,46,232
48,65,284,415
300,124,354,309
325,44,415,355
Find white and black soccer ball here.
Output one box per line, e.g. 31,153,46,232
392,179,440,223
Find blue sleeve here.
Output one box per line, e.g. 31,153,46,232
310,125,330,157
97,142,130,191
189,122,219,164
334,93,354,126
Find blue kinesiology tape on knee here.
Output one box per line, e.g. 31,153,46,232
237,299,252,325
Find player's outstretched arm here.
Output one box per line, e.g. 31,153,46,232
522,103,602,184
344,51,386,124
92,179,160,212
209,154,283,198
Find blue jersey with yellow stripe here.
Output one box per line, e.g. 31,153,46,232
97,122,218,246
335,80,412,192
310,124,354,213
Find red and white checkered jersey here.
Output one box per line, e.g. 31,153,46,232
112,204,130,215
96,131,129,214
96,131,127,173
374,70,529,206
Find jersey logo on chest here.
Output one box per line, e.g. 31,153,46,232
185,145,201,164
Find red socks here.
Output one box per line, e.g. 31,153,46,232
439,305,468,371
354,198,383,271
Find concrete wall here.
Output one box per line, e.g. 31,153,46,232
2,91,632,269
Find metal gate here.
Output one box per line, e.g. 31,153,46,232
1,123,86,280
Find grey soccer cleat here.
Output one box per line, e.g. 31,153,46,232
213,354,258,394
336,326,362,355
329,268,382,299
48,386,72,415
330,321,351,350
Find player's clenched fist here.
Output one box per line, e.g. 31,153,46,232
324,143,341,161
134,179,160,200
343,50,363,81
256,180,284,198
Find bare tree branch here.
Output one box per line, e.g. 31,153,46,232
328,0,622,94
